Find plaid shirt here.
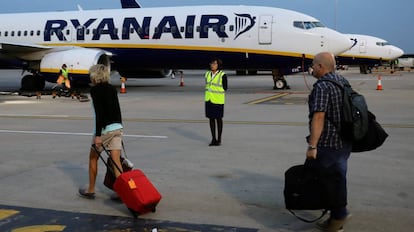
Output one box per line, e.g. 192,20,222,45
308,72,346,149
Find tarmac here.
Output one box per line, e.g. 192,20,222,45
0,68,413,231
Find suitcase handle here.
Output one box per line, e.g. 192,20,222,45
92,144,123,174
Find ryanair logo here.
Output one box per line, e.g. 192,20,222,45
234,13,256,39
44,13,257,42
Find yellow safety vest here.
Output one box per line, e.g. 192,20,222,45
61,68,69,82
205,70,225,104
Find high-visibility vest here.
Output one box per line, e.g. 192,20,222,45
61,68,69,82
205,70,225,104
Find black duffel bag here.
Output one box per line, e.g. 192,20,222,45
284,161,344,222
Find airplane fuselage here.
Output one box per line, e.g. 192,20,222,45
0,5,352,86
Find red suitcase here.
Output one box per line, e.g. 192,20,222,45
113,169,162,217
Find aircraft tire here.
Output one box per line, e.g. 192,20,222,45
274,79,287,90
21,75,45,91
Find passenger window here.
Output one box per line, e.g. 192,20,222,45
37,30,40,36
17,31,21,36
30,31,34,36
11,31,15,36
24,31,28,36
5,31,8,37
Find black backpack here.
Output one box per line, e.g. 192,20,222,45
323,78,369,142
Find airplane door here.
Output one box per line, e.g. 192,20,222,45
259,15,272,45
359,39,367,53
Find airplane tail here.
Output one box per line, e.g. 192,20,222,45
120,0,141,8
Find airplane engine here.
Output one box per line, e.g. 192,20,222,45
38,48,111,85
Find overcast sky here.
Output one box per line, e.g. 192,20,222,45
0,0,412,54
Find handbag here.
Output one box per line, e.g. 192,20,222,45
95,144,134,190
103,156,133,190
352,111,388,152
284,161,343,222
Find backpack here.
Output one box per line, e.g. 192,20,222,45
323,79,369,142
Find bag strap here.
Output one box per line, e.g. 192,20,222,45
93,145,123,174
122,141,128,158
288,209,328,223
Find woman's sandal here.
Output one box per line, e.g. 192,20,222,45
78,188,95,199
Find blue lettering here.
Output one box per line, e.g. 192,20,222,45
122,17,151,40
43,14,239,42
153,16,182,39
92,18,119,41
185,15,196,39
44,20,67,41
200,15,228,38
71,19,97,40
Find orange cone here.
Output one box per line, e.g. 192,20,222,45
376,75,383,90
179,71,184,87
120,77,127,93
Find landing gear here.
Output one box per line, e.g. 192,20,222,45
272,69,290,90
20,74,45,91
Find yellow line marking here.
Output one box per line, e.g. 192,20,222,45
246,93,289,105
12,225,66,232
0,209,19,220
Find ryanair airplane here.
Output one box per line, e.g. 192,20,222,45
0,1,353,90
337,34,404,73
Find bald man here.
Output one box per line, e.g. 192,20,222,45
307,52,352,231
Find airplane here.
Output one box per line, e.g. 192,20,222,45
0,3,353,91
337,34,404,73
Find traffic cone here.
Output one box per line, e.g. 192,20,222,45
376,75,383,90
120,77,127,93
179,71,184,87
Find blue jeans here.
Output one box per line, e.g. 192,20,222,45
316,143,352,219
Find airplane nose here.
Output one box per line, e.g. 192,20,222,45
322,30,354,55
392,46,404,59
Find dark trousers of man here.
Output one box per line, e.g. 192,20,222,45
316,142,352,219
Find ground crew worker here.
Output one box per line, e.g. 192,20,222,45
205,58,228,146
53,64,71,98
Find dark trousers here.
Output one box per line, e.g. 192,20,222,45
316,143,352,219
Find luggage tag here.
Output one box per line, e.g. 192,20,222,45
128,178,137,189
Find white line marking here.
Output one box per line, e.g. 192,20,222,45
0,130,167,139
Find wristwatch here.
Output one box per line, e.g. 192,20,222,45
307,144,317,150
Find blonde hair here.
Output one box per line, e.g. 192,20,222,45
89,64,110,84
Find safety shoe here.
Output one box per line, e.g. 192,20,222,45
316,214,351,232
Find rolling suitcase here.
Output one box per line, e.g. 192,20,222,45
113,169,162,217
97,145,162,217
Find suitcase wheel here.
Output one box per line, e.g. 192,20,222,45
128,208,139,218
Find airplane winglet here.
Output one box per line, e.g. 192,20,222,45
120,0,141,8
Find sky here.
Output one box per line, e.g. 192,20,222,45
0,0,412,54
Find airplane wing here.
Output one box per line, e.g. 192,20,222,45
0,42,52,54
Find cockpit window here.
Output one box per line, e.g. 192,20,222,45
294,21,326,30
376,42,391,46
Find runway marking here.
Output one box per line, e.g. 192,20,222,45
0,205,257,232
0,130,168,139
0,114,413,128
245,93,289,105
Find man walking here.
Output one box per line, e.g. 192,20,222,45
307,52,352,231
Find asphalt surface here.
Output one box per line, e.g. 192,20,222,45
0,68,413,232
